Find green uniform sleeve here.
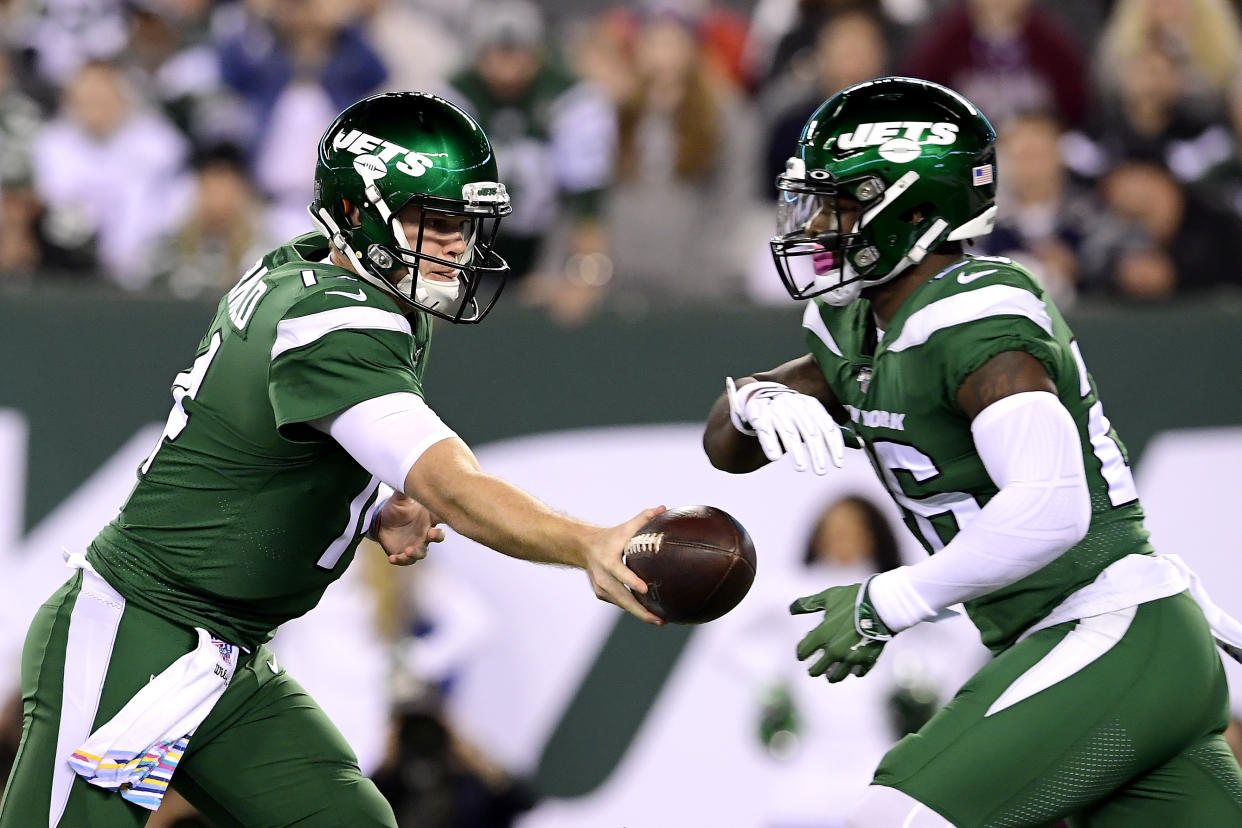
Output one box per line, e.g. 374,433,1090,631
937,315,1064,399
269,328,422,431
267,285,425,433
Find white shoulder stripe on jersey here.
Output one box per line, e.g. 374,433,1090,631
802,301,844,357
271,306,411,360
886,284,1053,353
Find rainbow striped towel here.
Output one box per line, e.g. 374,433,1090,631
67,628,238,810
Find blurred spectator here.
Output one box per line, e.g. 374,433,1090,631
0,47,45,191
371,688,538,828
746,0,913,90
1095,160,1242,299
217,0,388,240
902,0,1088,129
146,143,277,299
627,0,756,93
125,2,195,87
760,5,890,197
31,59,190,287
975,110,1146,307
117,0,252,155
447,0,617,324
605,10,758,311
0,46,49,283
1069,43,1230,182
1096,0,1242,113
358,0,466,94
801,494,903,573
370,555,529,827
9,0,129,88
724,493,987,828
566,12,639,106
1191,70,1242,218
1040,0,1111,52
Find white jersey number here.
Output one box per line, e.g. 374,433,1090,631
140,330,223,475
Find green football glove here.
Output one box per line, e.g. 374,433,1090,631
790,578,893,683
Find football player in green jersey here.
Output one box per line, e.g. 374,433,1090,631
703,77,1242,826
0,92,665,828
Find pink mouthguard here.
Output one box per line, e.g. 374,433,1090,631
811,247,836,275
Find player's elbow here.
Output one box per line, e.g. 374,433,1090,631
702,427,753,474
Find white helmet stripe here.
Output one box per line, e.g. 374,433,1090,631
946,204,999,241
861,170,919,228
365,185,392,221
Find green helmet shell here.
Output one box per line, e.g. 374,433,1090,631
771,77,998,304
310,91,513,322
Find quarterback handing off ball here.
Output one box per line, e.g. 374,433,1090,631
623,505,757,624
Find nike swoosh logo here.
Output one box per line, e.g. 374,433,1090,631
958,268,997,284
325,288,367,301
268,658,280,674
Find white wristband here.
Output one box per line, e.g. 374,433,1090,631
726,378,789,435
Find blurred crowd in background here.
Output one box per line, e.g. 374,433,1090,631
1,0,1242,319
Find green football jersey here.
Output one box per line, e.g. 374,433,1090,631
803,256,1153,652
88,233,433,648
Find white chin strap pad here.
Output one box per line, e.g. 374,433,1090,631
820,279,862,307
414,274,462,310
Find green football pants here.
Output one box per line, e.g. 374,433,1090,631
872,591,1242,827
0,568,396,827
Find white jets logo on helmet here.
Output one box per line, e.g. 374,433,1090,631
332,128,438,178
828,121,959,152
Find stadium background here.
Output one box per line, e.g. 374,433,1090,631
2,0,1242,826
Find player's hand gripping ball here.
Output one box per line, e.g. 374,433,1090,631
623,505,756,624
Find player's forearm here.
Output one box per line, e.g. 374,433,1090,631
405,439,592,567
867,391,1091,631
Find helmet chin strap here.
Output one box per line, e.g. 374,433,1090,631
820,268,863,307
815,217,865,306
410,273,461,310
818,216,952,306
310,204,399,294
390,215,464,310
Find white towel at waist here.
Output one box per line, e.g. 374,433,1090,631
1018,552,1242,665
1163,554,1242,664
64,554,240,810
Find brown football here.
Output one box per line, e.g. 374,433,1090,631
623,505,757,624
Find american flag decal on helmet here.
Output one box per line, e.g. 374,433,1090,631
972,164,993,186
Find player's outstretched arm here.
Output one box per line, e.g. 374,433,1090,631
703,354,848,474
405,437,666,625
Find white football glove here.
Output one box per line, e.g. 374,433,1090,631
726,377,845,475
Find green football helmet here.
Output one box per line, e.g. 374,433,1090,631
771,77,998,306
310,92,513,322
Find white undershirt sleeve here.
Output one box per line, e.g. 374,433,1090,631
866,390,1092,632
311,392,458,494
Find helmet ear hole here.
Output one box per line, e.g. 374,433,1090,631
341,199,361,227
898,202,936,225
